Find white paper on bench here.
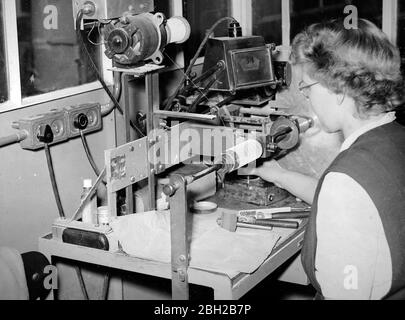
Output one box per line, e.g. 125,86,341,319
111,210,281,277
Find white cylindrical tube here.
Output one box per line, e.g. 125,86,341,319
218,139,263,174
166,16,191,44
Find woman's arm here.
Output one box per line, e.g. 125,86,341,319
240,161,318,205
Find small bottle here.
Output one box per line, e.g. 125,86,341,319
81,179,97,224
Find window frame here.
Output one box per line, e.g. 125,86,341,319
0,0,110,114
0,0,401,113
383,0,398,43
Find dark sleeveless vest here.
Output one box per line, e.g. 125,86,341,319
301,122,405,300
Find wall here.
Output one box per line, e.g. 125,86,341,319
0,69,187,300
0,89,115,253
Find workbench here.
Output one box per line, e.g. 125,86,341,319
39,196,309,300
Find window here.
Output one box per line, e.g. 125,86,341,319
0,0,401,111
399,0,405,75
252,0,282,45
155,0,171,16
183,0,232,64
0,3,8,104
291,0,383,39
17,0,99,99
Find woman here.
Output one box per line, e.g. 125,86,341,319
245,19,405,300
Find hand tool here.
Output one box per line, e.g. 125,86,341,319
217,211,300,232
238,217,300,229
238,207,311,220
217,212,274,232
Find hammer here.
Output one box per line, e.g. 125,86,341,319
217,212,274,232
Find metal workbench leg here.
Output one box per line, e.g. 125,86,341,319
123,74,134,215
108,276,124,300
169,175,190,300
213,279,234,300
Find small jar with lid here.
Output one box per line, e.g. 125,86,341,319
97,206,111,226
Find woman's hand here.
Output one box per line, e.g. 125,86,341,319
239,160,318,205
239,160,286,187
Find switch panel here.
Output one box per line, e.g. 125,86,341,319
14,103,103,150
66,103,102,138
16,110,69,150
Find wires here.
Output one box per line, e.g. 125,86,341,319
87,21,106,46
76,10,122,113
75,266,89,300
76,10,145,137
80,131,101,177
80,131,108,185
44,143,65,219
164,16,238,111
74,265,110,300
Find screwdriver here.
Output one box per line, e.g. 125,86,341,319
264,212,310,220
238,207,311,220
252,219,300,229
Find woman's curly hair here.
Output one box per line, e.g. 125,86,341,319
291,19,404,118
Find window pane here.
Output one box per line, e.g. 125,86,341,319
183,0,231,63
399,0,405,75
17,0,99,98
0,4,8,104
291,0,383,40
252,0,282,44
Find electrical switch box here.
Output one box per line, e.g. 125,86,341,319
13,103,103,150
14,110,69,150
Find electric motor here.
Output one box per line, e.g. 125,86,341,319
103,12,190,66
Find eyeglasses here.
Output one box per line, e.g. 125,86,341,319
298,81,319,99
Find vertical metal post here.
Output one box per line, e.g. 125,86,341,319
123,74,134,215
169,175,190,300
146,72,160,211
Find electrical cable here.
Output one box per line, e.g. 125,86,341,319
87,21,106,46
44,143,65,219
163,51,230,127
80,131,101,177
101,71,123,117
101,273,110,300
80,131,108,185
76,10,122,113
164,16,237,111
76,10,145,137
74,266,89,300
